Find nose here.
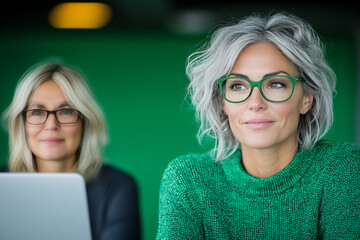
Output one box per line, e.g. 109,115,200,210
44,113,60,130
247,87,267,111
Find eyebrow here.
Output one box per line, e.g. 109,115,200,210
229,71,291,79
27,102,71,110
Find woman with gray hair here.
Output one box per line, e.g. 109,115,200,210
1,60,141,240
157,12,359,239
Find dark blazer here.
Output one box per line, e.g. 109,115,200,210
0,164,141,240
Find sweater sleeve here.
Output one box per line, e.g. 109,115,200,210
156,156,204,239
320,146,360,238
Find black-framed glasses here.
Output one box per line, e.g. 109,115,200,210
22,109,82,125
218,75,301,103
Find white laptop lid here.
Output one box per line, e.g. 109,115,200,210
0,173,92,240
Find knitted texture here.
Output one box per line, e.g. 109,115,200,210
156,142,360,239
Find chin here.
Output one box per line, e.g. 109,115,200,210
243,143,274,150
38,151,67,161
240,137,278,150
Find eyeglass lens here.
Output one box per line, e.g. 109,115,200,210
25,109,80,124
223,76,294,102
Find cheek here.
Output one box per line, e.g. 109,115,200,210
274,101,302,128
223,102,248,129
223,101,239,121
69,123,83,147
223,102,245,134
25,125,41,147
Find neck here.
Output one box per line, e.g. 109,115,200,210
36,157,75,173
241,137,298,178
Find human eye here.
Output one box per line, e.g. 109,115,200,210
268,81,286,89
30,109,45,116
227,79,248,92
58,108,75,116
265,76,290,90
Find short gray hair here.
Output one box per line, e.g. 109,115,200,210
2,60,107,180
186,12,336,160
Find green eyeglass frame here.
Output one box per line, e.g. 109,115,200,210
217,75,301,103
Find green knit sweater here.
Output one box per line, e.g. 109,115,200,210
156,142,360,239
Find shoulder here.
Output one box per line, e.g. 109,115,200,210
99,164,136,182
165,152,220,174
161,152,224,188
85,164,140,237
101,164,137,187
87,164,138,195
315,141,360,166
0,165,8,172
312,141,360,181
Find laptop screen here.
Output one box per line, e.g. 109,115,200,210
0,173,92,240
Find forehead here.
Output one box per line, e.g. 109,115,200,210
231,42,298,77
28,80,69,109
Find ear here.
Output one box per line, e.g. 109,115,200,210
300,93,313,115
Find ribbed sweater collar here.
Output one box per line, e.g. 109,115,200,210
222,146,317,197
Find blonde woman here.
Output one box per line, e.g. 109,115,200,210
2,60,141,240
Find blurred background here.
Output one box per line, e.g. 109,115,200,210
0,1,359,239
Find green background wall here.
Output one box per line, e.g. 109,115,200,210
0,26,356,239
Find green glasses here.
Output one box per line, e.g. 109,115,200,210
218,75,301,103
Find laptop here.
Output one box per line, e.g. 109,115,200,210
0,172,92,240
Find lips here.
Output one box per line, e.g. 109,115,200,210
244,119,274,129
41,138,64,144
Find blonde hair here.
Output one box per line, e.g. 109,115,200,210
2,60,107,180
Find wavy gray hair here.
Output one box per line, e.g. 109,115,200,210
2,60,107,180
186,12,336,161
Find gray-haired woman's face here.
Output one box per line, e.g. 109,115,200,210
223,42,313,152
